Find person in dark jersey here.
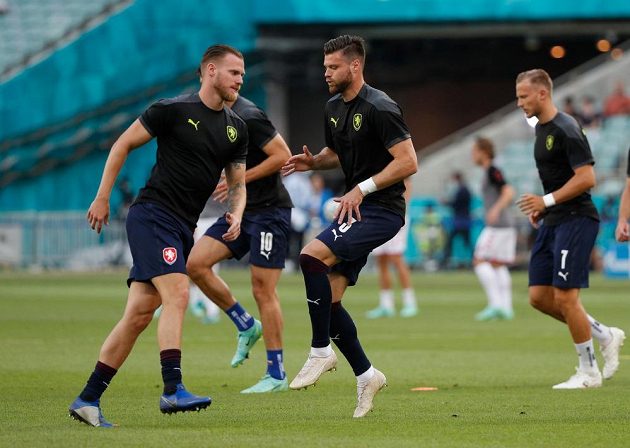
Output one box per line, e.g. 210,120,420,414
615,147,630,242
516,69,625,390
187,94,293,394
68,44,249,427
281,35,418,418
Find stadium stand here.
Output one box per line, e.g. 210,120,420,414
0,0,132,79
2,0,630,268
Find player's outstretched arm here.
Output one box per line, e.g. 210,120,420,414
616,178,630,242
281,145,340,176
87,119,152,233
223,161,246,242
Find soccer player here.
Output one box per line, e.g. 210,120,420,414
68,44,249,427
281,35,418,417
615,147,630,242
366,177,418,319
187,94,293,393
515,69,625,389
471,137,516,321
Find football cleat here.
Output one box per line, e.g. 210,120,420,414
474,306,502,321
289,351,337,390
159,384,212,414
497,308,514,320
68,397,115,428
400,305,419,318
231,319,263,368
189,300,206,318
365,306,395,319
240,374,289,394
601,327,626,380
353,369,387,418
552,368,602,389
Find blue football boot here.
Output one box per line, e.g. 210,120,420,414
159,384,212,414
69,397,115,428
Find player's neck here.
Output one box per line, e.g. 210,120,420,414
537,104,558,124
198,85,225,111
341,78,365,102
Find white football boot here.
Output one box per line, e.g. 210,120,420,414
353,369,387,418
289,351,337,390
601,327,625,380
552,368,602,389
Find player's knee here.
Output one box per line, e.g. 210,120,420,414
251,279,274,304
529,293,546,311
553,290,577,311
127,309,154,333
186,258,203,281
299,253,327,273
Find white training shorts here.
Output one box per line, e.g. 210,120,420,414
474,226,517,264
372,219,409,256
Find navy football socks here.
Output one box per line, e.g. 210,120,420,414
226,302,254,332
330,302,371,376
299,253,332,348
160,349,182,395
79,361,117,402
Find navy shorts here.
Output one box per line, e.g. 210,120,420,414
317,204,404,286
126,202,194,286
529,216,599,289
205,207,291,269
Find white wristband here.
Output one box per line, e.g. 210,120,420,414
358,177,378,196
543,193,556,208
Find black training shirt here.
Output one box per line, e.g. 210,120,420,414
534,111,599,225
135,93,248,229
231,96,293,211
324,84,411,218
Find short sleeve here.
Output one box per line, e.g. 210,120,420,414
371,106,411,150
488,166,507,188
324,109,336,153
245,111,277,150
139,100,171,137
232,122,248,164
564,132,595,169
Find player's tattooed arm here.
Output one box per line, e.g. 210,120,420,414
225,162,247,217
222,161,246,242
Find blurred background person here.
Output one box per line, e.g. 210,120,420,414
283,172,313,272
579,96,602,130
470,137,516,321
366,177,418,318
603,81,630,118
442,171,472,269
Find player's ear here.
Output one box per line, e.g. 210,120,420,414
206,62,216,78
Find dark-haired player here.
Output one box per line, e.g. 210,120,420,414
516,69,625,389
69,44,249,426
187,94,293,393
282,35,417,417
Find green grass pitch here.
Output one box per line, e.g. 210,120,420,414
1,269,629,447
